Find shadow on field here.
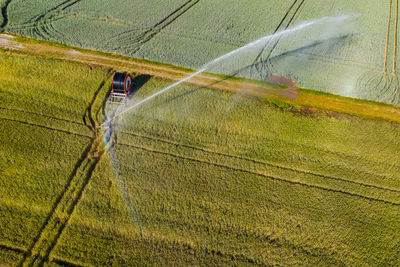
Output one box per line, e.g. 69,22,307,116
131,74,152,95
148,72,239,111
267,34,351,63
250,34,352,79
135,34,352,111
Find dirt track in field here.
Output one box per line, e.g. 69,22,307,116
0,33,298,100
1,33,400,123
2,32,400,265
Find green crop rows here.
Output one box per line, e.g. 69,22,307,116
2,0,400,104
0,54,112,265
1,51,400,265
51,77,400,265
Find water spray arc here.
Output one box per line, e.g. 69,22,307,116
100,14,353,128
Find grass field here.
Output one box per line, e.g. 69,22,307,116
1,50,400,265
0,54,112,265
50,77,400,265
2,0,400,104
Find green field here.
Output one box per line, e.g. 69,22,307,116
2,0,400,104
0,54,111,265
1,51,400,265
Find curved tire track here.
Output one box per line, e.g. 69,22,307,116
10,0,83,45
24,0,81,25
112,0,200,54
20,73,111,266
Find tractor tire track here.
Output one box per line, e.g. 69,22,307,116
0,116,90,138
17,17,82,46
120,131,400,194
0,0,12,29
135,214,342,266
264,0,306,62
253,0,301,64
83,68,113,130
20,73,111,266
13,0,82,45
384,0,393,72
7,12,138,33
25,0,81,25
136,28,378,71
7,13,72,32
51,258,82,267
357,0,400,104
110,0,198,42
120,129,400,181
0,106,85,126
118,141,400,206
0,243,26,254
252,0,306,76
23,156,102,266
112,0,200,54
18,141,92,267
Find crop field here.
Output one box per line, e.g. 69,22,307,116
1,0,400,104
0,54,113,265
1,49,400,266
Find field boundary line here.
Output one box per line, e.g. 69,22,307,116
0,116,91,138
118,141,400,206
121,131,400,192
0,106,85,126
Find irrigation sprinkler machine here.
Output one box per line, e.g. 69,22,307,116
107,72,135,104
